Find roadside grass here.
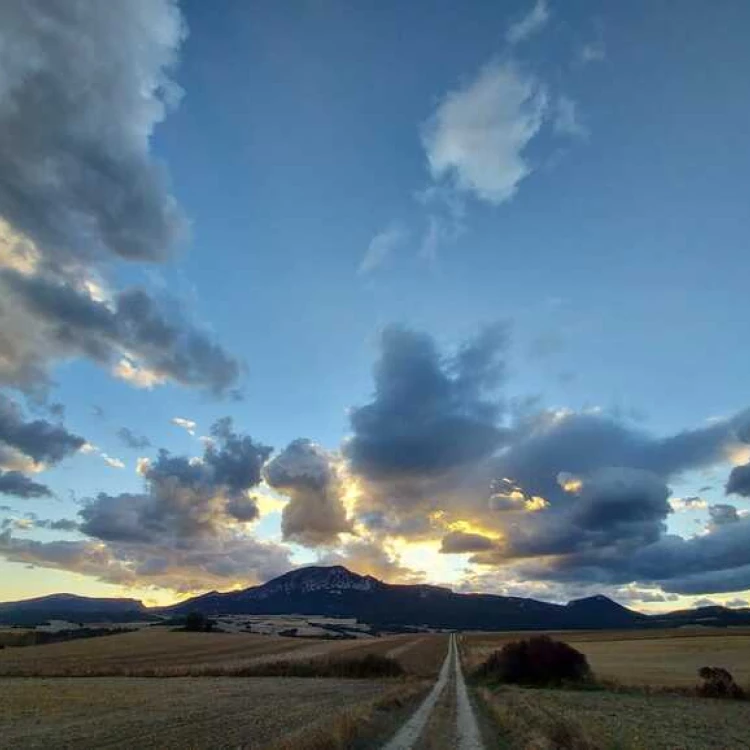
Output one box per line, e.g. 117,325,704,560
479,684,750,750
266,681,428,750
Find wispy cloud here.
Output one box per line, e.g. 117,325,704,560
171,417,197,436
580,39,606,64
358,225,407,275
553,95,588,138
506,0,550,45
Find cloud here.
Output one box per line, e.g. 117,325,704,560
440,530,496,554
358,225,406,275
80,419,271,546
264,439,352,547
0,394,85,468
708,503,740,528
117,427,151,450
580,40,606,64
101,454,125,470
0,2,241,398
0,471,51,498
0,270,241,395
171,417,197,436
0,0,185,265
319,539,424,584
506,0,550,45
726,461,750,496
2,418,292,593
0,529,291,594
553,95,587,138
422,62,548,205
670,496,708,511
345,324,508,481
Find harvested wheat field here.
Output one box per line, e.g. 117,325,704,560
0,676,423,750
482,685,750,750
0,628,446,677
464,628,750,687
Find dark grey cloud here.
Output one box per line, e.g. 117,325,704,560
345,324,508,481
440,530,496,554
264,439,352,547
0,270,241,395
512,513,750,596
726,462,750,497
0,393,84,466
486,468,671,564
117,427,151,450
494,409,744,506
708,503,740,527
0,0,185,265
0,470,51,498
80,419,271,545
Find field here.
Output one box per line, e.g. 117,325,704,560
0,676,423,750
4,627,750,749
463,627,750,686
0,627,448,678
481,686,750,749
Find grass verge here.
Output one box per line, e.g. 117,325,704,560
266,681,428,750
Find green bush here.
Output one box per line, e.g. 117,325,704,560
476,636,592,687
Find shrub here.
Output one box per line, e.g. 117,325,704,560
230,653,404,679
183,611,215,633
697,666,745,700
476,636,592,687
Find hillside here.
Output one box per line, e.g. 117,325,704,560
2,566,749,631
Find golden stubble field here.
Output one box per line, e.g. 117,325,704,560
0,676,425,750
0,630,449,749
467,628,750,750
0,628,448,677
463,627,750,686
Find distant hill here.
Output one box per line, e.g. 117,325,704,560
160,565,651,631
2,566,749,630
0,593,150,626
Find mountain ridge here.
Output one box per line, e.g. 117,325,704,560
1,566,748,630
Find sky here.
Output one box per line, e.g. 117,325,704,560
1,0,749,611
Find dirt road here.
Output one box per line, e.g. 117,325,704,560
380,633,486,750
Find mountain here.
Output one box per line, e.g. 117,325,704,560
0,593,150,626
161,565,648,631
2,567,749,631
565,595,643,628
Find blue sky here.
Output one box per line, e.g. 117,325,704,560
1,0,749,610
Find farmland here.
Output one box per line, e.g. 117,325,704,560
462,627,750,686
3,627,750,748
0,628,448,678
0,676,423,750
481,686,750,749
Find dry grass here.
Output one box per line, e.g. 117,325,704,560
0,627,446,678
480,685,750,750
266,681,428,750
463,629,750,687
0,676,417,750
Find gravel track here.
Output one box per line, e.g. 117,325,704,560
380,634,485,750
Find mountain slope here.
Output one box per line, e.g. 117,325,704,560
0,593,150,625
162,565,645,631
3,567,749,630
